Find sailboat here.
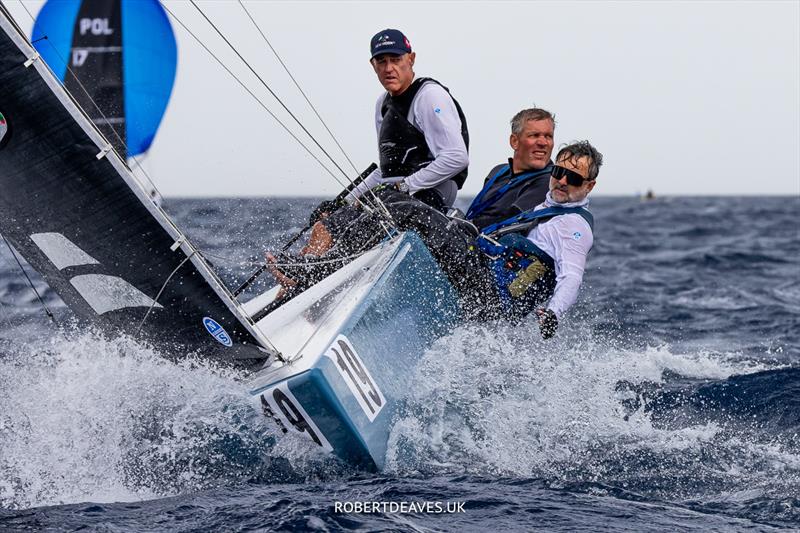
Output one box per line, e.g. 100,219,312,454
31,0,178,203
0,4,458,470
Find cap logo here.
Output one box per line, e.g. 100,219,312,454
371,30,410,56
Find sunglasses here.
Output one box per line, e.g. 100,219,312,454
552,165,592,186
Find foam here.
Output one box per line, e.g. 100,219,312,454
385,321,794,488
0,331,274,508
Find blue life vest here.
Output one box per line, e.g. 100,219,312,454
466,163,553,220
476,205,594,316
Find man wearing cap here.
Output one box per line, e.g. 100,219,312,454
349,28,469,210
299,28,469,256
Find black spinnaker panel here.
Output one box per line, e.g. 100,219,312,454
0,7,269,370
64,0,126,157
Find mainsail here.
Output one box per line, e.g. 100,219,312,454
0,5,271,370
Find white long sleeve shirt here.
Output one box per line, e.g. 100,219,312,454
352,79,468,197
526,192,594,319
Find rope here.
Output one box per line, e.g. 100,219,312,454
285,231,403,363
0,296,13,329
202,248,369,268
237,0,359,175
0,232,58,326
135,251,196,335
158,1,345,186
188,0,354,184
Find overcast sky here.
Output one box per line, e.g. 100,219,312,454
8,1,800,197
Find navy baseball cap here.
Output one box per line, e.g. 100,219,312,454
370,29,412,58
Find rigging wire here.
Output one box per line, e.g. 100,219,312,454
11,1,397,304
5,3,281,358
237,0,359,175
22,0,393,225
15,1,162,201
230,0,396,221
158,1,349,187
228,1,394,222
187,0,353,184
0,233,58,327
164,2,396,227
135,251,195,335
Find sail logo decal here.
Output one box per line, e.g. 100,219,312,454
324,335,386,422
30,232,99,269
70,275,163,315
256,382,332,452
0,111,9,149
72,49,89,67
30,232,163,315
203,317,233,347
79,18,114,36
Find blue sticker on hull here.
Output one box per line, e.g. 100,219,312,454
203,317,233,347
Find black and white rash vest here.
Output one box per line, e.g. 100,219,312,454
378,77,469,189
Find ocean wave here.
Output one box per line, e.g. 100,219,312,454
384,322,798,523
0,331,284,509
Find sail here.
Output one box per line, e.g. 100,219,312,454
31,0,177,159
0,6,270,370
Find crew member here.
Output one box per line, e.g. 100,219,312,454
467,108,556,230
354,27,469,209
271,141,603,339
303,28,469,255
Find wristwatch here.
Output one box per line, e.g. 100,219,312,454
396,180,410,193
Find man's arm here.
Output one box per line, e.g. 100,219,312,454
545,215,594,319
349,167,383,200
403,83,468,193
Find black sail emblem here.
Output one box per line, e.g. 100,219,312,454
0,111,9,148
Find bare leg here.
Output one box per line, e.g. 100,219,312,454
301,221,333,256
265,252,296,300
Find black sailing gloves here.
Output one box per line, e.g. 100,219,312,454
536,308,558,339
308,199,343,226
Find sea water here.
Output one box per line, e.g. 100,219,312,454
0,196,797,531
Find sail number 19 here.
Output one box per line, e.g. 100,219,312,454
325,335,386,422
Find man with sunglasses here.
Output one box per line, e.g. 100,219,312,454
269,140,601,339
470,140,601,337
